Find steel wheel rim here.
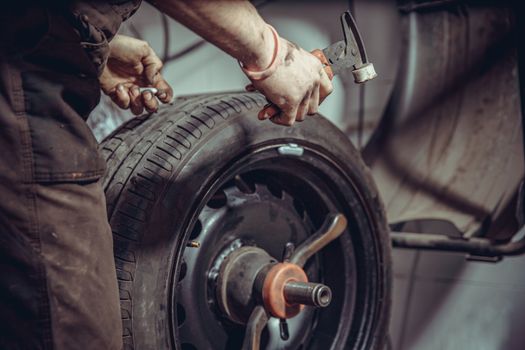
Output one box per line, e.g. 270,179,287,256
169,143,380,349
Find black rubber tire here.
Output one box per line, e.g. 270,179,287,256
101,92,392,350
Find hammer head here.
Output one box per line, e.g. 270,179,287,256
322,11,377,83
352,63,377,84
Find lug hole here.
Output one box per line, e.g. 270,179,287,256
267,182,283,199
293,198,306,218
177,303,186,327
189,220,202,240
207,190,227,208
178,260,187,282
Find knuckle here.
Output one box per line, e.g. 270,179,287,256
301,95,310,106
313,58,323,69
140,41,150,52
133,64,143,73
288,95,301,106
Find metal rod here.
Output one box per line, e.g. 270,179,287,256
290,213,347,268
283,281,332,308
241,306,269,350
391,225,525,257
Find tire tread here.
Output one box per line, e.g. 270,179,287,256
101,94,264,345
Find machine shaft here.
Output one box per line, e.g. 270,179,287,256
283,281,332,308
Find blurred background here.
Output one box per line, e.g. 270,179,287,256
88,1,525,349
88,0,399,146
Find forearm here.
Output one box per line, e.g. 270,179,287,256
149,0,274,70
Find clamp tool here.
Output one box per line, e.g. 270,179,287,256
261,10,377,119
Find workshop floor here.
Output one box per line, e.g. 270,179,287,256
389,248,525,350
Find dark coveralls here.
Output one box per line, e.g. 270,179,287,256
0,1,141,348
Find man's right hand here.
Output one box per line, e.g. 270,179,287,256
99,35,173,115
245,36,333,126
149,0,333,127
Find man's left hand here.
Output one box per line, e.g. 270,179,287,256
99,35,173,115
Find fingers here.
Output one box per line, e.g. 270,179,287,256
111,84,131,109
318,69,333,104
110,81,172,115
142,91,159,113
259,83,322,126
102,36,172,113
129,88,161,115
271,102,298,126
296,89,312,122
262,87,312,126
142,48,164,85
269,114,290,126
261,91,310,126
129,87,144,115
154,77,174,104
258,104,279,120
308,85,320,115
270,113,295,126
252,68,330,126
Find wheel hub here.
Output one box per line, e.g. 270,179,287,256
238,213,347,349
215,246,276,324
261,262,309,319
215,245,333,325
174,169,357,350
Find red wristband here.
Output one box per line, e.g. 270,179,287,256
239,25,281,81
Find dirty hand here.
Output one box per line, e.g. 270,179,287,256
99,34,173,115
243,29,333,126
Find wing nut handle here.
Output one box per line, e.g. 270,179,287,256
352,63,377,83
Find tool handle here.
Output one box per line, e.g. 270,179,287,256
311,49,334,80
259,49,334,120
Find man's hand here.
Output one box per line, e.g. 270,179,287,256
150,0,333,126
245,36,333,126
99,35,173,115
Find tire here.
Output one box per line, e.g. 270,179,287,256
101,92,391,350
